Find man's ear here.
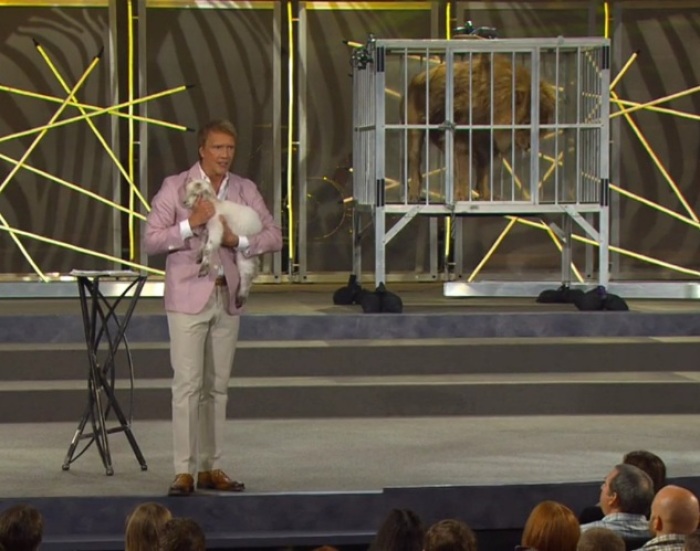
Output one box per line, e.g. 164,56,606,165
651,515,662,535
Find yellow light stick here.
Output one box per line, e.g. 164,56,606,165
467,216,583,283
542,222,585,283
444,0,451,259
33,41,147,237
0,51,101,197
0,83,190,130
611,84,700,119
604,1,610,39
610,90,698,222
610,183,700,231
573,233,700,278
609,50,638,91
467,218,517,282
286,2,295,271
613,98,700,122
0,151,146,220
127,0,136,259
0,84,192,146
0,225,164,276
0,212,47,281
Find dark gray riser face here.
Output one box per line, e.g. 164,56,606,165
1,339,699,380
3,380,700,423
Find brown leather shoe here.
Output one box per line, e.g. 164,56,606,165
168,473,194,496
197,469,245,492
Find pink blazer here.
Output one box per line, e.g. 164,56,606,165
143,163,283,315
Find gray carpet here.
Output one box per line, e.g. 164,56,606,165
2,415,699,498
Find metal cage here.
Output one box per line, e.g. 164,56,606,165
352,36,611,290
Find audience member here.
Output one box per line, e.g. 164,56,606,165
159,518,206,551
580,451,666,524
0,504,43,551
633,485,700,551
581,464,654,540
424,519,477,551
577,527,625,551
684,530,700,551
521,500,580,551
125,502,172,551
368,508,424,551
624,451,667,494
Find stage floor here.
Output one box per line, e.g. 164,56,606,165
2,414,699,499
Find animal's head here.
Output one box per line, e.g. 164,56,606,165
512,69,557,152
183,179,216,209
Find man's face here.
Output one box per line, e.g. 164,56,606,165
600,469,618,515
199,130,235,182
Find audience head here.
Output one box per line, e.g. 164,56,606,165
521,500,580,551
576,527,625,551
685,530,700,551
649,485,700,537
623,451,667,494
424,519,477,551
368,508,424,551
0,504,43,551
124,501,172,551
311,547,340,551
600,464,654,516
159,518,206,551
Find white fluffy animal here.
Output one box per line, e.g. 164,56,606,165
183,179,263,302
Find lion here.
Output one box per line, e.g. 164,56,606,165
402,54,556,201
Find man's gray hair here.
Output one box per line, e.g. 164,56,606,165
610,463,654,515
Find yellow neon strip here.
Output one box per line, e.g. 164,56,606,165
573,233,700,278
0,225,164,276
0,1,107,5
34,43,152,220
0,212,47,281
610,90,698,222
286,2,295,267
444,0,451,259
509,214,700,279
128,0,136,260
0,53,100,197
0,85,190,145
0,84,189,131
501,157,527,198
0,152,146,220
147,0,274,8
467,218,517,282
306,2,432,10
610,183,700,231
611,84,700,119
604,2,610,39
609,51,638,91
613,98,700,121
446,1,451,40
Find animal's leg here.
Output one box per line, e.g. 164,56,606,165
407,128,424,202
454,138,471,201
199,216,224,277
236,253,259,302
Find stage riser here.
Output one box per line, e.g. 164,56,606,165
2,382,700,423
2,340,700,380
5,312,700,343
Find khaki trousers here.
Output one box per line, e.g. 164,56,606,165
166,286,240,475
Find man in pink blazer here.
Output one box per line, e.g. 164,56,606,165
144,119,282,496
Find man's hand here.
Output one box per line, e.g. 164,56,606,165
220,216,240,248
188,198,215,227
